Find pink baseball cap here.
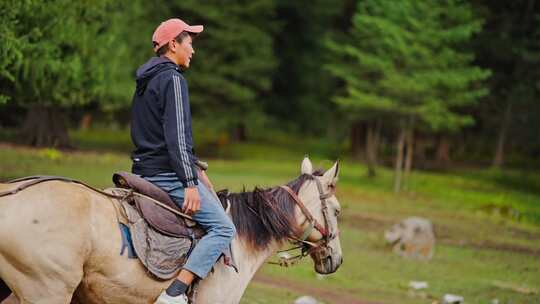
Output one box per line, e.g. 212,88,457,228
152,18,204,52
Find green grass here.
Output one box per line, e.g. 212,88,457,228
68,127,345,160
70,128,134,153
240,282,302,303
1,144,539,303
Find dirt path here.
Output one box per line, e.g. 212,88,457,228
253,274,383,304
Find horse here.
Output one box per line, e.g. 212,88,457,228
0,157,343,303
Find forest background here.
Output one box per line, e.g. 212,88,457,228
2,1,540,303
2,0,539,185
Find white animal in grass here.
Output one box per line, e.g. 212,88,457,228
384,217,435,260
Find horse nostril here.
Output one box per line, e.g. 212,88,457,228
339,256,343,265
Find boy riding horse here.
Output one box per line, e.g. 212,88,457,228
130,18,236,304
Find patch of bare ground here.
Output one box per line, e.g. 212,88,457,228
253,274,383,304
341,214,395,231
342,213,540,257
506,227,540,240
446,240,540,257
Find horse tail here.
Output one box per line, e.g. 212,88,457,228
0,278,11,302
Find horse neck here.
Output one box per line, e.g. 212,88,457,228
197,187,298,303
196,236,281,303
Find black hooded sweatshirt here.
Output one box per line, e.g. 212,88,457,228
130,56,198,187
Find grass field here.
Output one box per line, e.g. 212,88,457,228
0,142,539,304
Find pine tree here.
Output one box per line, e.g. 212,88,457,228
266,0,344,134
472,0,540,168
326,0,490,190
0,0,24,105
163,0,279,140
0,0,130,147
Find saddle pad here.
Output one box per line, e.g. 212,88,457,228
124,201,195,280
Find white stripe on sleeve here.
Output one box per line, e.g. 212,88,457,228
173,75,193,181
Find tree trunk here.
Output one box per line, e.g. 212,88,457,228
350,121,363,159
436,135,450,166
21,104,71,148
404,126,414,187
373,120,381,163
79,113,93,130
414,135,427,169
232,123,248,142
393,126,406,193
365,120,381,178
493,101,512,168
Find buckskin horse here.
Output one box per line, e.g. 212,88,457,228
0,157,342,303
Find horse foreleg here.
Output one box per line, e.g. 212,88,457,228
0,294,17,304
0,289,83,304
0,275,81,304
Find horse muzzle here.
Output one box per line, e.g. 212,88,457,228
311,247,343,274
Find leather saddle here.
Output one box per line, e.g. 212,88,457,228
112,172,204,239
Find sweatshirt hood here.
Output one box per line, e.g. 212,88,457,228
135,57,178,95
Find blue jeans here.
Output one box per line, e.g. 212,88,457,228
143,172,236,279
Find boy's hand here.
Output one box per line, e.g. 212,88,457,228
183,187,201,214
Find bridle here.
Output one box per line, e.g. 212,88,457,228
269,174,338,267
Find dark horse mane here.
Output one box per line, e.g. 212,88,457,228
217,170,323,252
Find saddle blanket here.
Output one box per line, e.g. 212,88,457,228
121,201,195,280
117,198,238,280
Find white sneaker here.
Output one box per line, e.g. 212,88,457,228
154,290,189,304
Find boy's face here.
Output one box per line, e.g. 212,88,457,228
169,34,195,69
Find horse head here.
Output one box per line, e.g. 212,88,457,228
296,157,343,274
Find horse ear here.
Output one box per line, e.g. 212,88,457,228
301,156,313,175
322,160,340,185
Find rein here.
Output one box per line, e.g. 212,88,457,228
0,176,195,221
0,176,126,199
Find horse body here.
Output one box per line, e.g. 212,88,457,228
0,181,91,303
0,158,342,304
0,181,273,304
